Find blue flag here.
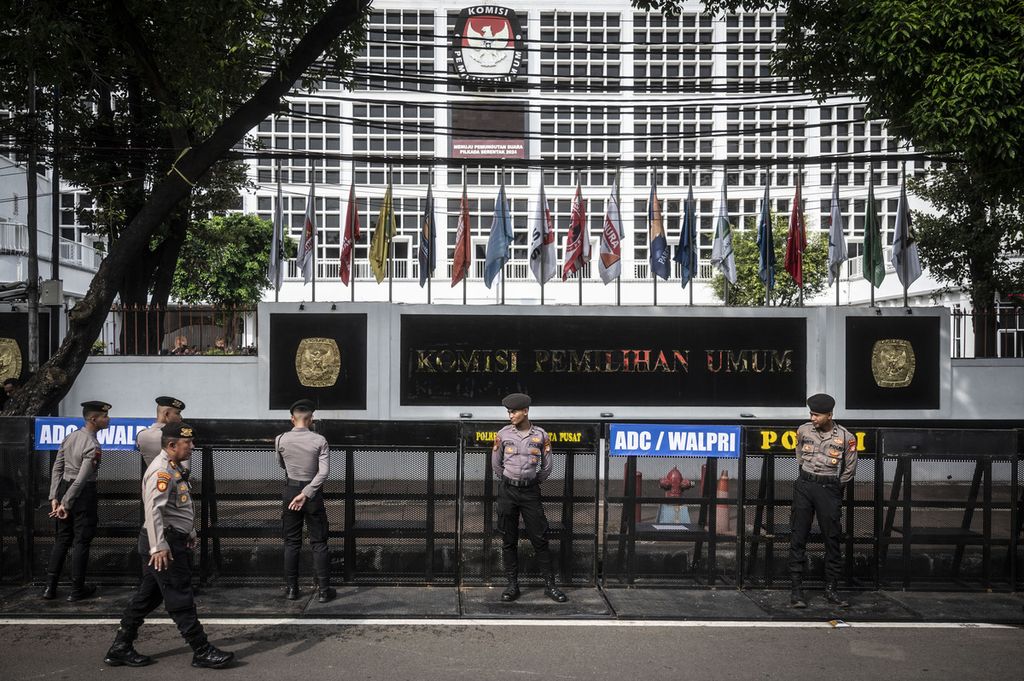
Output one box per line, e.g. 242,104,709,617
756,181,775,291
484,183,513,289
674,181,698,286
648,177,670,280
418,183,435,287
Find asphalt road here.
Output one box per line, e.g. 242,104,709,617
2,620,1022,681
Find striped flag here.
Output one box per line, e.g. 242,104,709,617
529,181,557,285
339,183,360,286
598,174,623,284
561,183,590,280
296,182,316,284
451,180,472,287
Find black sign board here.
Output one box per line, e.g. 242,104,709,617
451,6,526,83
845,315,940,410
400,314,807,407
0,311,51,384
268,313,367,410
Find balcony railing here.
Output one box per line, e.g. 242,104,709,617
0,220,104,271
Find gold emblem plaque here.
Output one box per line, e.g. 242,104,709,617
0,338,22,383
871,338,915,388
295,337,341,387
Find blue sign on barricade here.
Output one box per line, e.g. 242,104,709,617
34,417,154,451
609,423,742,458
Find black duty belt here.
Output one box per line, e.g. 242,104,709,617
286,477,312,487
799,469,840,485
502,476,537,488
165,526,190,539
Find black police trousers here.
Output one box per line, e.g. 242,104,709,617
789,476,844,580
282,483,330,586
120,529,207,650
47,481,98,583
497,480,553,577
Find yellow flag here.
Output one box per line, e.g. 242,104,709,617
369,182,396,283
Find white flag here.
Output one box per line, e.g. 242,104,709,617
296,182,316,284
891,170,923,288
598,175,623,284
529,182,557,285
711,180,737,284
267,172,284,292
827,175,848,286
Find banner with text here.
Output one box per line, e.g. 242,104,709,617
609,423,742,458
34,417,154,451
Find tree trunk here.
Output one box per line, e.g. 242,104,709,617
2,0,369,416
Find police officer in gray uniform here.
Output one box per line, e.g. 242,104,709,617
104,422,234,669
276,398,335,603
492,393,567,603
789,393,858,608
136,396,186,470
43,400,109,601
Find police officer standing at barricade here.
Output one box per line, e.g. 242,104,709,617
137,396,186,471
43,400,109,601
276,398,335,603
492,393,567,603
104,422,234,669
790,393,857,608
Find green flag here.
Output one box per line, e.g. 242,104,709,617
369,182,396,284
862,175,885,288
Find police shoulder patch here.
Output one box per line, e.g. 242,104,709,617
156,480,168,492
156,471,171,482
848,439,857,452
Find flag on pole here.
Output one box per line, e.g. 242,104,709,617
756,181,775,291
418,184,436,288
296,182,316,284
562,183,590,280
784,172,806,286
599,174,623,284
451,180,471,288
484,183,513,289
674,182,698,287
827,174,848,286
369,181,396,284
340,183,360,286
711,180,737,284
891,169,923,287
529,181,557,285
648,177,670,280
268,172,285,292
862,174,885,288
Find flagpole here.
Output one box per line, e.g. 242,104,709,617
652,170,658,306
615,169,621,307
387,166,393,304
500,167,506,306
869,171,875,308
351,163,356,304
688,170,694,307
275,161,281,303
901,163,909,308
540,173,545,307
311,159,317,303
427,168,433,305
462,167,468,306
835,172,841,308
764,171,771,308
577,170,583,307
797,164,804,307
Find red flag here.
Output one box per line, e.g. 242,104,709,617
340,183,360,286
562,184,590,281
451,181,472,287
784,172,806,286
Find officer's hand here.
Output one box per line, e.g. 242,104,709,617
54,504,68,520
288,493,307,511
48,499,59,517
186,536,198,550
149,550,172,571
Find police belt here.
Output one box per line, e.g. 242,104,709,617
285,477,312,488
165,526,190,540
502,476,538,488
799,469,841,485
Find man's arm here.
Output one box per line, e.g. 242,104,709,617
840,429,858,485
303,437,331,498
142,472,172,555
60,438,97,508
48,441,66,501
491,435,503,479
537,431,553,483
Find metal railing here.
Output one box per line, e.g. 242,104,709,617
96,305,258,356
951,306,1024,359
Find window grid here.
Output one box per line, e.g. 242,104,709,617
357,10,436,93
539,105,621,187
632,13,715,93
539,12,622,92
725,12,791,93
352,103,434,187
634,106,715,187
255,101,343,185
725,105,807,187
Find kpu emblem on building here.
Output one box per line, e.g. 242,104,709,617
295,337,341,388
0,338,21,383
451,6,525,83
871,338,916,388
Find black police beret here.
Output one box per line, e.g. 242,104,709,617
290,398,316,414
163,422,195,439
155,396,186,410
806,393,836,413
501,393,532,410
81,400,111,413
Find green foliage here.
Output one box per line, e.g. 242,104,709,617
710,216,829,306
171,213,290,306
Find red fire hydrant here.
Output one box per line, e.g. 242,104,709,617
659,466,693,497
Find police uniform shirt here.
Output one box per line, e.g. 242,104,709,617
48,427,100,507
491,424,553,483
142,451,195,554
137,423,191,471
277,427,330,498
796,422,858,484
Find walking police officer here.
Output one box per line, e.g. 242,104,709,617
276,398,335,603
789,393,857,608
492,393,567,603
137,395,185,469
104,422,234,669
43,400,109,601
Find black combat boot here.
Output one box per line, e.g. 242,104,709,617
103,627,153,667
67,581,97,602
285,579,300,601
191,643,235,669
543,575,568,603
824,580,849,607
790,576,807,608
501,573,520,602
317,586,337,603
41,573,59,600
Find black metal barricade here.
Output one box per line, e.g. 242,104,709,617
0,417,33,583
459,422,600,586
